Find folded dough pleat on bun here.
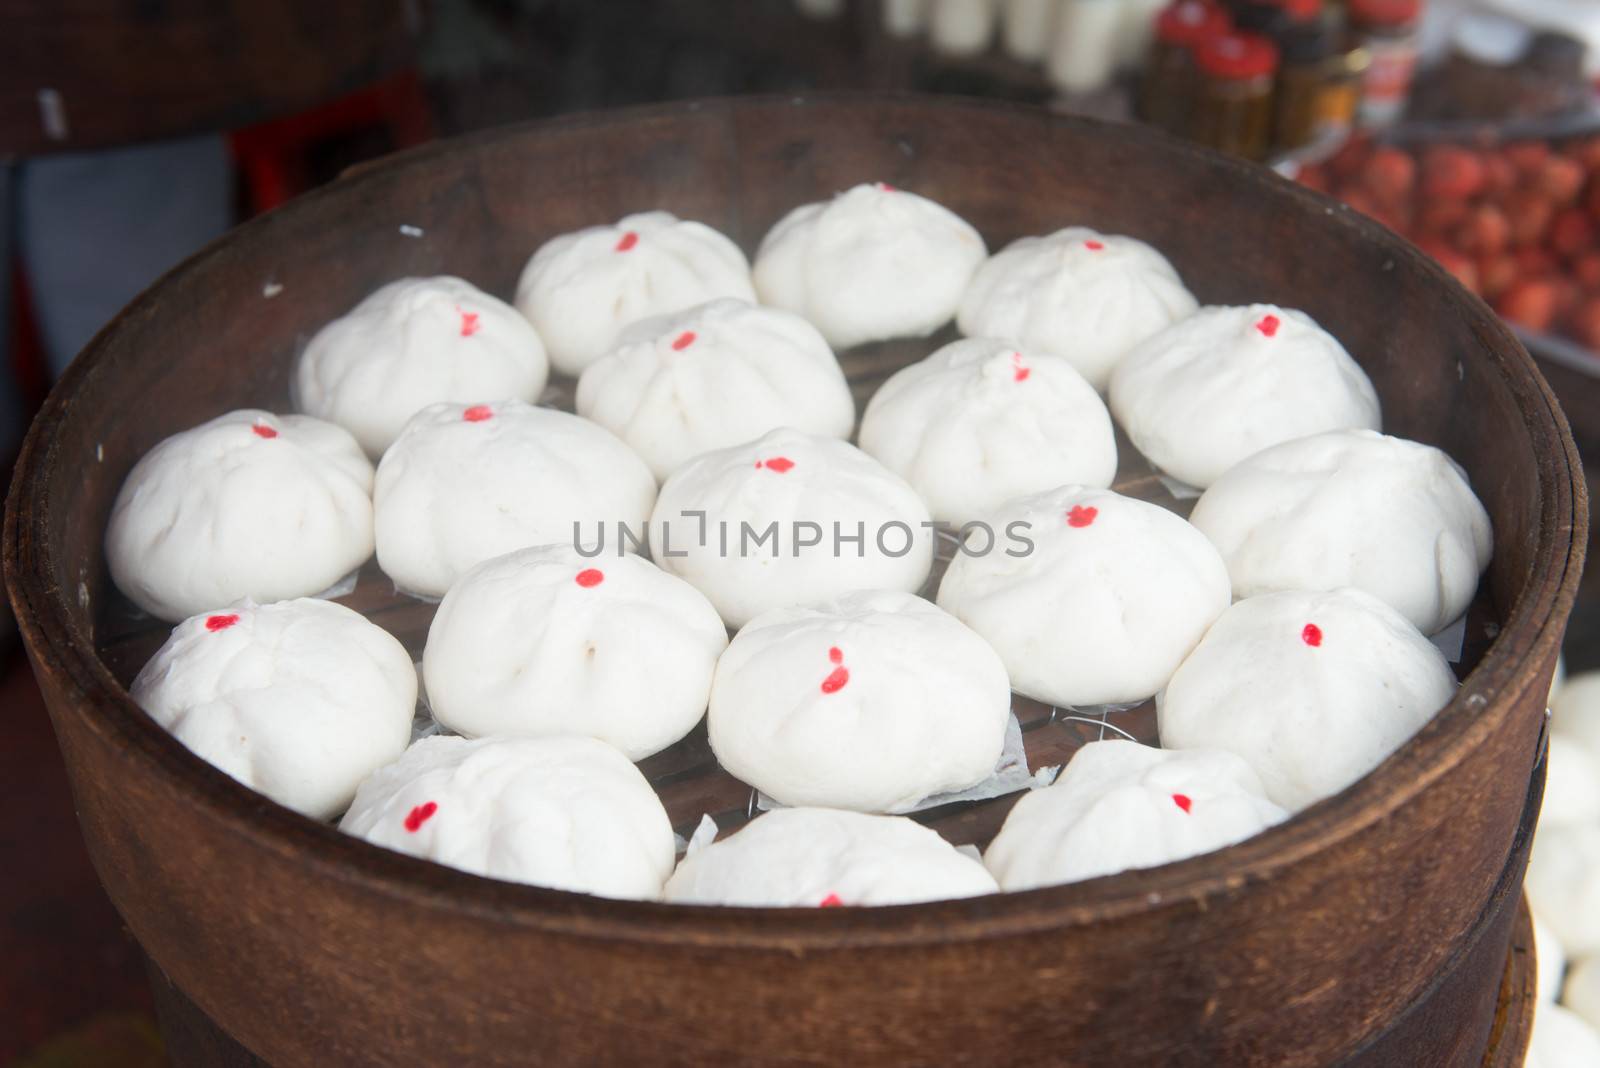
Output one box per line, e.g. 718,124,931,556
295,276,549,457
1188,429,1492,635
576,298,855,481
1158,587,1458,812
957,226,1198,390
709,590,1011,813
106,409,374,622
984,740,1287,890
422,546,728,760
1108,303,1381,488
937,486,1231,708
515,211,755,376
341,735,676,900
858,336,1117,524
132,598,416,820
664,808,998,907
650,428,934,628
753,182,986,349
374,400,655,598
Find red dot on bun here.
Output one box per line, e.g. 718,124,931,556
404,801,438,833
575,569,604,588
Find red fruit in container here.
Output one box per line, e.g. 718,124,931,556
1478,255,1518,300
1496,279,1559,333
1340,187,1381,220
1537,156,1586,206
1372,205,1410,235
1341,188,1407,234
1506,141,1551,175
1421,145,1485,200
1416,238,1478,294
1457,204,1510,256
1567,298,1600,352
1483,154,1518,199
1565,136,1600,173
1514,246,1558,277
1417,197,1469,236
1328,135,1372,179
1361,147,1417,208
1553,276,1581,318
1297,165,1330,193
1505,193,1554,247
1550,208,1595,259
1573,252,1600,291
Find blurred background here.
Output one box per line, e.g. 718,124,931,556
4,0,1600,1063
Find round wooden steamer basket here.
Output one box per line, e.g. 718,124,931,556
4,96,1585,1066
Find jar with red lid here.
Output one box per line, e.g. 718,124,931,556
1228,0,1322,42
1191,31,1281,160
1273,5,1339,150
1138,0,1234,135
1224,0,1329,151
1350,0,1422,127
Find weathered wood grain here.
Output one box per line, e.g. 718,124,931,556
4,95,1583,1066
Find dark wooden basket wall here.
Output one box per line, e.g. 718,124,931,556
4,95,1585,1066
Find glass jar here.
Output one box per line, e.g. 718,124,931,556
1273,6,1338,150
1138,0,1234,135
1229,0,1322,40
1350,0,1421,128
1314,35,1370,138
1192,31,1281,160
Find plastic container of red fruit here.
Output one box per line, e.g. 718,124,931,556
1293,110,1600,374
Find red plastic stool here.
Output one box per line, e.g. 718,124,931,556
228,67,434,217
